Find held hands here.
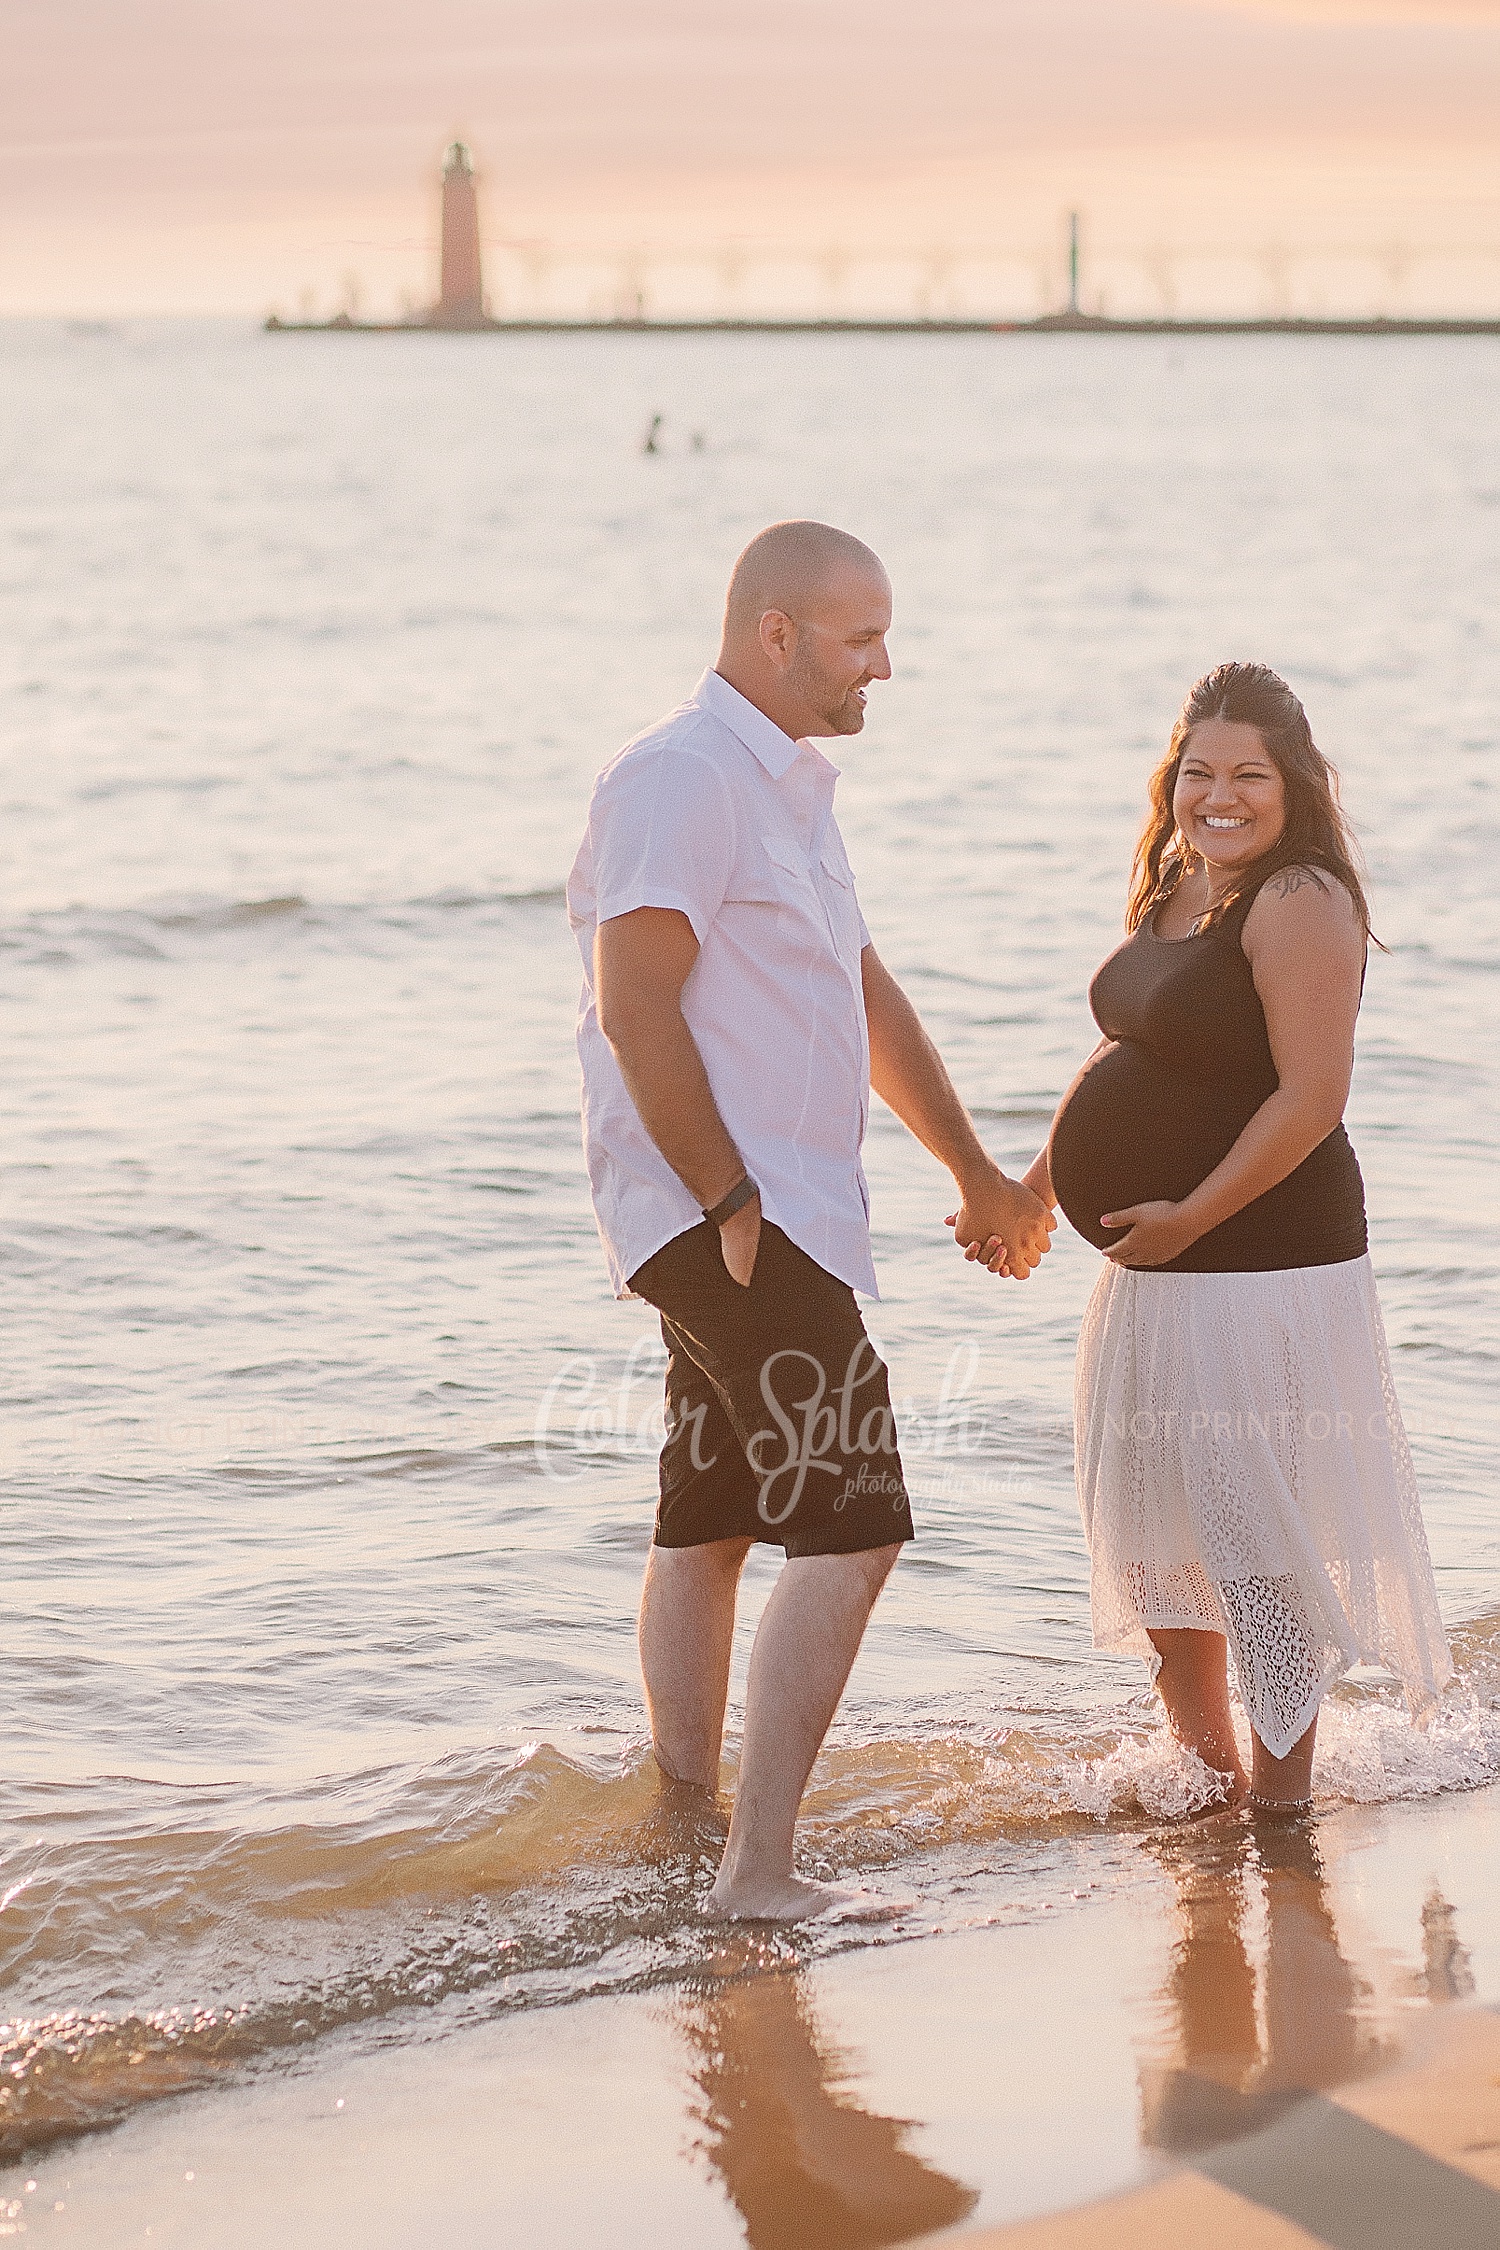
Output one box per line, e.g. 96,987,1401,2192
1101,1199,1197,1267
946,1165,1056,1281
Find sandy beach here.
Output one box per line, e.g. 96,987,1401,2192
7,0,1500,2227
7,1784,1494,2247
1,322,1495,2247
957,2003,1500,2248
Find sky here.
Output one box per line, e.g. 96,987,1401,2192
5,0,1500,315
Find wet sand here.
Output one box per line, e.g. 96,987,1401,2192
4,322,1496,2230
951,2005,1500,2247
12,1784,1499,2248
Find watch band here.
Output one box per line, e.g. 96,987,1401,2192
704,1175,758,1228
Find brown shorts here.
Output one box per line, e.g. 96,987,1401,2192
627,1220,914,1559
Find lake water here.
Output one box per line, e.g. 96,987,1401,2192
1,319,1497,2163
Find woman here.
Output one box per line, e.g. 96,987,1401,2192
987,663,1451,1813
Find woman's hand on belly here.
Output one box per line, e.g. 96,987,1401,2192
1101,1198,1201,1268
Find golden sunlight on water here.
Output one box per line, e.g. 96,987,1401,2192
11,1790,1499,2245
0,320,1497,2236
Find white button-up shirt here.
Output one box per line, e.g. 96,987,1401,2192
567,668,877,1298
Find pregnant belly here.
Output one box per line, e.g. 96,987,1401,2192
1049,1041,1256,1251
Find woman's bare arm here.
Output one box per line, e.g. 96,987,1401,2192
1103,869,1365,1267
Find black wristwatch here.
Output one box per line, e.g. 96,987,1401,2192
704,1175,759,1228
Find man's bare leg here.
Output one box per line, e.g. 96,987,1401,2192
708,1543,901,1920
639,1538,753,1790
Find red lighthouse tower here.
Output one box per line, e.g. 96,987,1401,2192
432,142,487,328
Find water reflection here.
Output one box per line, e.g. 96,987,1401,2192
1141,1817,1474,2155
1421,1884,1477,2004
676,1963,977,2250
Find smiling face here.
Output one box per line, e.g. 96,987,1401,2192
780,562,893,736
1172,714,1288,876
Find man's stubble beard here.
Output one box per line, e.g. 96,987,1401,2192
791,654,867,737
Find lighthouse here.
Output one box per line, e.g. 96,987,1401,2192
432,142,486,328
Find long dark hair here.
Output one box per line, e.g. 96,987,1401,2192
1125,662,1373,942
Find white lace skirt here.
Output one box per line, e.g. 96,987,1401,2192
1075,1253,1452,1758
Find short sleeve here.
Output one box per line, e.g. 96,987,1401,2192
589,747,735,945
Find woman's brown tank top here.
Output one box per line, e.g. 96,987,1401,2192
1048,869,1368,1274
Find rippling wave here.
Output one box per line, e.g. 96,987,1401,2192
2,325,1496,2188
3,1621,1498,2163
0,886,568,969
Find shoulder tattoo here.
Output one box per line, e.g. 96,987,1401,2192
1267,865,1330,901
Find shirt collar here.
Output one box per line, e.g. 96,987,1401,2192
693,668,806,781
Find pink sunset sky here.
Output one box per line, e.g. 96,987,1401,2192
6,0,1500,316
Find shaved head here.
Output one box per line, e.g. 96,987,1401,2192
724,520,887,639
716,520,893,741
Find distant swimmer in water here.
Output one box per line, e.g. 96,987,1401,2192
567,520,1052,1920
968,662,1452,1814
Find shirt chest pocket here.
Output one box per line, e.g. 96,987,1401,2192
739,833,818,908
815,843,865,962
733,837,862,964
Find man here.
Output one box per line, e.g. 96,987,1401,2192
567,520,1053,1920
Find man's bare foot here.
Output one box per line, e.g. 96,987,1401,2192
702,1873,910,1924
634,1774,729,1863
